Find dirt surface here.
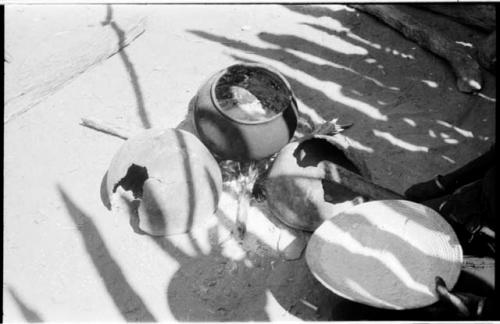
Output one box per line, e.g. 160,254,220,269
4,4,495,322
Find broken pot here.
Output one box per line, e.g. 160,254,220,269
193,63,298,161
265,135,403,232
106,128,222,236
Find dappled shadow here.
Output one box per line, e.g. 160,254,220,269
119,117,273,319
265,173,327,231
95,153,474,321
187,28,423,127
7,286,44,322
205,167,220,208
58,185,156,322
131,152,465,321
186,29,415,144
187,4,495,193
83,6,493,320
101,114,272,319
102,4,150,128
175,131,196,231
102,127,222,236
309,214,461,308
180,96,252,161
113,125,328,320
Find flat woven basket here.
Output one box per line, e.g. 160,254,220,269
306,200,463,310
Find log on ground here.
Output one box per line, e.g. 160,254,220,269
351,5,482,94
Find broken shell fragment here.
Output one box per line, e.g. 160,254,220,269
106,128,222,236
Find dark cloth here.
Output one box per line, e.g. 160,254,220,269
423,166,495,252
440,145,495,191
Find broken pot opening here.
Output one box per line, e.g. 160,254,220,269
105,128,223,236
214,65,292,123
112,164,149,199
293,137,361,174
193,63,298,161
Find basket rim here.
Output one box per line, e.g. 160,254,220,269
305,199,464,310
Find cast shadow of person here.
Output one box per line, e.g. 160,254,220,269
151,212,272,321
111,149,332,321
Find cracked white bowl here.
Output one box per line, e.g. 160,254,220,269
106,128,222,236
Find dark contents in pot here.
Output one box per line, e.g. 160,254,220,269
215,65,291,122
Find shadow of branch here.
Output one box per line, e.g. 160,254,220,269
102,4,151,129
7,286,44,322
57,184,156,322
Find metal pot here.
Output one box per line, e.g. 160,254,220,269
193,63,298,161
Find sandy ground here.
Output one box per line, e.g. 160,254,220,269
3,4,496,322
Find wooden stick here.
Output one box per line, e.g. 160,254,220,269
80,117,138,140
351,5,482,93
322,161,404,200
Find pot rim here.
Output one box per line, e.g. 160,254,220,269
209,63,297,126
